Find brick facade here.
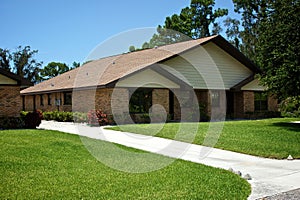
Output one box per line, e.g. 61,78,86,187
0,86,21,117
22,87,279,121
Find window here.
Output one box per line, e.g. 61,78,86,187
63,92,72,105
47,94,51,105
254,92,268,111
211,91,220,107
129,88,152,113
40,94,44,106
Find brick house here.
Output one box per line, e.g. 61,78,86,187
21,35,278,121
0,69,32,117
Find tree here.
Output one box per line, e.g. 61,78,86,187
39,62,71,81
131,0,228,50
257,0,300,99
72,61,81,69
12,46,43,83
223,17,241,49
129,46,136,52
0,48,11,72
232,0,271,61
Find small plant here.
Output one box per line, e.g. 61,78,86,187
24,110,43,129
87,109,108,126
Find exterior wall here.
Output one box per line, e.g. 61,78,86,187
209,90,227,120
268,95,278,112
24,95,34,111
22,87,279,121
171,89,198,121
23,92,72,112
161,44,252,90
233,91,279,119
0,86,21,117
152,89,169,114
24,88,131,116
243,91,255,113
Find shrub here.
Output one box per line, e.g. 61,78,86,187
0,117,25,129
24,110,43,129
42,111,75,122
73,112,88,123
280,96,300,118
87,109,108,126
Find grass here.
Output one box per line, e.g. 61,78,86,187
107,118,300,159
0,129,250,199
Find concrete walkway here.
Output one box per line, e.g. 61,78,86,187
38,120,300,200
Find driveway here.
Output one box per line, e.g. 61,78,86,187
38,120,300,200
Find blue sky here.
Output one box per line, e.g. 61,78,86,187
0,0,239,66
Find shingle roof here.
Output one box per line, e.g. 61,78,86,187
21,35,260,95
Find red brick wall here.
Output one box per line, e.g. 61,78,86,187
0,86,21,117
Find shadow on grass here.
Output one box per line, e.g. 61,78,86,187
271,122,300,132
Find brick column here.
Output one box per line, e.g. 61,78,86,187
0,86,21,117
152,89,169,114
110,88,129,115
243,91,255,113
268,95,278,112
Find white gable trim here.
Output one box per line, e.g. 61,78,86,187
116,68,180,88
241,78,266,91
0,74,18,85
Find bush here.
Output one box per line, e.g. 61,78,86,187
41,111,87,123
280,96,300,118
0,117,25,129
87,109,108,126
24,110,43,129
73,112,88,123
42,111,74,122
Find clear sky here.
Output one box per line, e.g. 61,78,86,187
0,0,239,67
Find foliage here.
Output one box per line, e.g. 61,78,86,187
256,0,300,100
108,118,300,159
12,46,43,84
232,0,272,61
223,17,241,49
130,0,228,50
39,61,80,81
39,62,70,81
129,46,136,52
0,46,42,83
0,130,251,199
0,117,25,129
43,111,73,122
0,48,11,71
73,112,88,123
87,109,108,126
24,110,43,129
280,96,300,118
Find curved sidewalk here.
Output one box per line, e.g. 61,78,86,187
38,121,300,200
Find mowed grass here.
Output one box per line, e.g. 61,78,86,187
108,118,300,159
0,130,250,199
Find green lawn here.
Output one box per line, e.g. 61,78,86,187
107,118,300,159
0,130,250,199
